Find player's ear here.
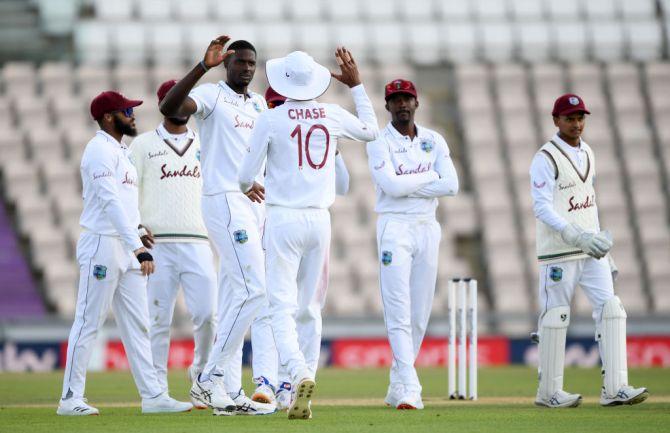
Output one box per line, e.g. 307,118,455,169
552,116,559,127
415,98,419,109
385,102,390,112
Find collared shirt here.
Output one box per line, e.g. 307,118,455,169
366,122,459,215
530,133,591,232
188,81,267,195
79,130,143,252
238,84,378,209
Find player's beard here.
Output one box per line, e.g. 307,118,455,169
113,115,138,137
168,116,189,126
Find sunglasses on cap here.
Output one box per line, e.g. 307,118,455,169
113,107,134,118
386,80,413,93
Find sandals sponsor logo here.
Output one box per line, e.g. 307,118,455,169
160,164,201,180
568,195,596,212
396,162,432,175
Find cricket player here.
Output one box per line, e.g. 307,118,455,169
366,79,459,410
129,80,216,409
530,93,648,408
159,36,276,415
263,86,351,411
58,91,192,415
239,48,378,419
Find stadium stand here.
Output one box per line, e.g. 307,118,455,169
0,0,668,332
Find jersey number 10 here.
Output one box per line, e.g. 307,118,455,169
290,124,330,170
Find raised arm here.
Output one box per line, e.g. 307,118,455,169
331,47,379,142
367,140,438,198
159,35,234,118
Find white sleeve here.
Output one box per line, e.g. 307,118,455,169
334,152,350,195
530,152,568,232
86,148,143,252
338,85,379,142
188,84,216,119
411,135,459,198
366,140,438,198
239,113,271,193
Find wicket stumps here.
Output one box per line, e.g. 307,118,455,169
447,278,478,400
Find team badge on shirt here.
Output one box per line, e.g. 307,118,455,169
196,150,200,161
381,251,393,266
252,100,263,113
549,266,563,282
93,265,107,280
234,230,249,244
420,139,434,153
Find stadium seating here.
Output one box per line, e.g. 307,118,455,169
0,0,668,329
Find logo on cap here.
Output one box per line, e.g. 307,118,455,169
395,81,402,90
569,97,579,106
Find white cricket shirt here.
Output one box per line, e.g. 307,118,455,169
130,123,209,243
79,130,143,252
189,81,267,195
238,84,378,209
366,122,459,215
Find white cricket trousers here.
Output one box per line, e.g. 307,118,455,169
538,256,615,326
377,213,441,393
265,206,330,381
201,192,277,391
147,242,217,392
61,232,163,400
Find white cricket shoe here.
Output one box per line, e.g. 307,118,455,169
141,393,193,414
251,376,276,405
56,398,99,416
275,382,292,411
190,373,236,412
288,372,316,420
384,383,404,408
535,390,582,408
396,392,424,410
213,391,276,416
187,366,208,409
600,385,649,406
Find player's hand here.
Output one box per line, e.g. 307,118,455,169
203,35,235,69
134,247,155,276
244,182,265,203
139,225,155,249
331,46,361,88
561,223,611,259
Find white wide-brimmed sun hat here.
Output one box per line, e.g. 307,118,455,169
266,51,331,101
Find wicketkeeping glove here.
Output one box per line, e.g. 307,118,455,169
560,223,613,259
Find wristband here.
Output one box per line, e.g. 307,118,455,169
137,252,154,263
199,60,209,73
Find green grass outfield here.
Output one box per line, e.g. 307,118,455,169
1,367,668,433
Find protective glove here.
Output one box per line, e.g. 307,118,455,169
560,223,612,259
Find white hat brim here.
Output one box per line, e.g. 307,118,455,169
266,57,331,101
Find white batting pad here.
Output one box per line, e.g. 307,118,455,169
538,305,570,399
599,296,628,397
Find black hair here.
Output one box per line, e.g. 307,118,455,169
228,40,256,54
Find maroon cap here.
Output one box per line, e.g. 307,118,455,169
552,93,590,117
265,86,286,105
90,91,143,120
384,78,418,101
157,79,177,103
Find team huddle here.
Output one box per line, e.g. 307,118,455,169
57,35,646,419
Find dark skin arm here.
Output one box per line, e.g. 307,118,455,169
159,35,235,118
